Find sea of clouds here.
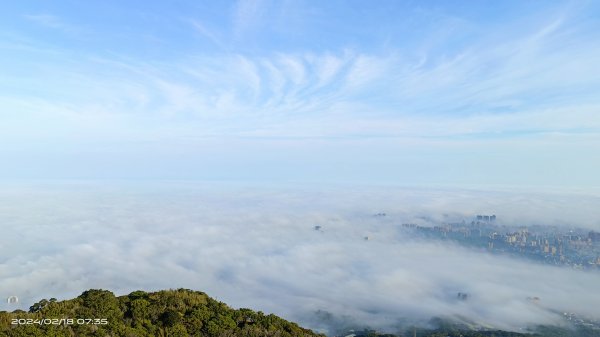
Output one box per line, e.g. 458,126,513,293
1,182,599,334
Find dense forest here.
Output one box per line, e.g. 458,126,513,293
0,289,324,337
1,289,598,337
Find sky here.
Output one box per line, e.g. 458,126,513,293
1,0,599,186
3,3,600,334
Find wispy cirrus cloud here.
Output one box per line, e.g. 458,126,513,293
188,19,227,50
23,13,82,35
2,1,600,183
10,6,600,130
231,0,267,38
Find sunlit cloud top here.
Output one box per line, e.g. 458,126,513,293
1,1,599,186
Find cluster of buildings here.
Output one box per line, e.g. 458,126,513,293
489,228,600,268
563,312,600,330
402,216,600,269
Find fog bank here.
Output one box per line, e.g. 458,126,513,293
1,182,599,334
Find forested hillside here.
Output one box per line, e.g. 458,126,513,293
0,289,325,337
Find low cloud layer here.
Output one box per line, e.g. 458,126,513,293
1,182,599,334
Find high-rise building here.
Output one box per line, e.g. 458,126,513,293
589,231,600,242
475,214,496,222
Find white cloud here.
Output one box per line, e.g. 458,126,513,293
1,183,599,334
188,19,226,49
5,24,599,142
314,53,345,88
232,0,266,38
3,4,600,184
24,14,67,29
23,14,82,35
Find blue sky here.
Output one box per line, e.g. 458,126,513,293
1,0,599,187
